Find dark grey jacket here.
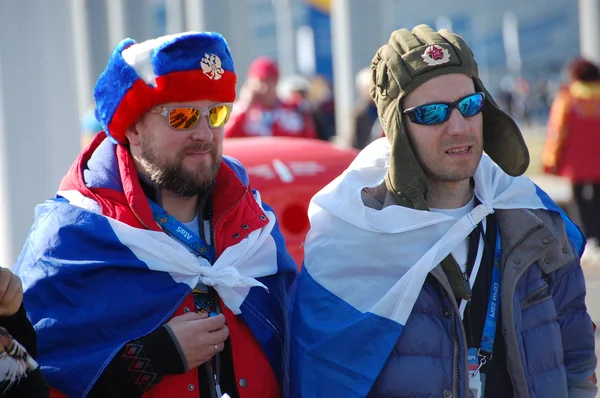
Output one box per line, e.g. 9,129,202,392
368,206,597,398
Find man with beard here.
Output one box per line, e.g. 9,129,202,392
290,25,596,397
13,32,297,398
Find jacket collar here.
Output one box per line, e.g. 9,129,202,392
59,132,268,236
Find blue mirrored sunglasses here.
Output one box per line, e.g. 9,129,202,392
403,92,485,125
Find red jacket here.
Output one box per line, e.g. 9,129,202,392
225,101,317,139
543,81,600,182
50,132,295,397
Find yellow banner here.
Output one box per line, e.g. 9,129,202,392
306,0,330,13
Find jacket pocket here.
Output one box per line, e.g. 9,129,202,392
521,284,552,310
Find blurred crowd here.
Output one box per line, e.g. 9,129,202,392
80,54,600,259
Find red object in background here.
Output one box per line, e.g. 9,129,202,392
223,137,358,268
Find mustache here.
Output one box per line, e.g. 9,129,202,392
182,142,216,154
441,137,478,149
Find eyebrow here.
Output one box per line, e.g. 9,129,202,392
408,92,477,108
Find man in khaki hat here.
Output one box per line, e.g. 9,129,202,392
289,25,596,398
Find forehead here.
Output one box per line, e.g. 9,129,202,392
160,99,223,108
403,74,476,108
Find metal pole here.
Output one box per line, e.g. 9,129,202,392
579,0,600,63
0,0,81,265
0,58,12,268
502,11,522,77
331,0,353,147
166,0,185,34
184,0,205,32
106,0,126,51
273,0,296,77
70,0,93,119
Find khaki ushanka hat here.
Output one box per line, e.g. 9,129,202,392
370,24,529,210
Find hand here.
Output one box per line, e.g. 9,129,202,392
0,268,23,317
166,312,229,370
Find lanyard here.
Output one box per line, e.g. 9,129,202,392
148,200,224,396
147,199,216,264
479,225,502,359
474,224,502,373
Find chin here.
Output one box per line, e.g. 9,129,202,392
428,165,478,183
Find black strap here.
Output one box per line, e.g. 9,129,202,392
465,226,482,279
465,197,486,278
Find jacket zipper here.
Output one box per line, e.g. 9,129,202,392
431,269,466,397
451,309,460,397
130,204,155,230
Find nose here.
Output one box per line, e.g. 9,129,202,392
189,116,214,141
446,108,469,136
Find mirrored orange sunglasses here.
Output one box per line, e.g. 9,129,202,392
150,103,232,130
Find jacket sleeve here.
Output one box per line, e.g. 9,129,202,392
0,304,38,357
542,88,571,173
301,110,318,140
552,254,598,398
88,325,187,398
0,305,50,398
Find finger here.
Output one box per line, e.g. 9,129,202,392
200,342,225,363
208,341,225,355
0,269,13,305
3,275,22,309
206,325,229,345
194,313,226,331
169,311,203,323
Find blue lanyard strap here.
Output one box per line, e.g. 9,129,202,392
148,199,216,264
478,224,502,360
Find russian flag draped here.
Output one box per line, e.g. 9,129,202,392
289,138,584,397
13,178,295,397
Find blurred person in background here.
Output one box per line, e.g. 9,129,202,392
307,75,336,140
278,74,333,141
350,67,381,149
543,58,600,248
290,25,596,398
13,32,296,398
224,56,317,139
80,104,103,150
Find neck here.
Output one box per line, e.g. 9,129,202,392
161,190,199,223
427,179,473,209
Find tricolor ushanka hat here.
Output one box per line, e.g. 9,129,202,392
94,31,237,144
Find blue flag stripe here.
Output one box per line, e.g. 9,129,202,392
290,267,403,398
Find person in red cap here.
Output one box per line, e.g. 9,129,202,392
224,57,318,139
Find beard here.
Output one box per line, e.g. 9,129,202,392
139,138,221,198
